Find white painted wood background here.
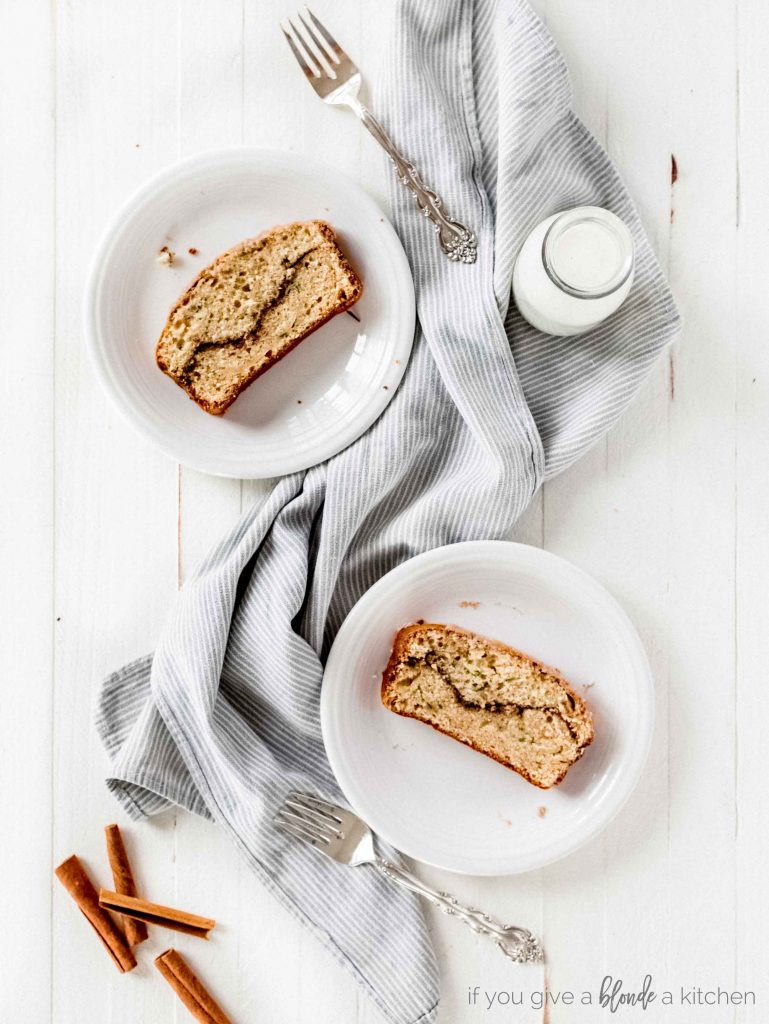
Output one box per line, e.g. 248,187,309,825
2,0,768,1020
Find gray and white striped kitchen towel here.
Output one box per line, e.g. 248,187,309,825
96,1,680,1021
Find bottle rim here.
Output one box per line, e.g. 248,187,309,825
542,206,635,300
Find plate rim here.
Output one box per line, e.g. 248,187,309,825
83,145,415,479
321,539,655,876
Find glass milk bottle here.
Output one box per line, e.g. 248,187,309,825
512,206,635,337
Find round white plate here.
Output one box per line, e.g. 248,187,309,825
85,148,415,478
321,541,654,875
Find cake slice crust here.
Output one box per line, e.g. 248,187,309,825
381,623,594,789
156,220,363,415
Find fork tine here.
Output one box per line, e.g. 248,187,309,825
275,806,334,839
289,13,335,79
285,791,343,824
281,22,321,80
276,806,335,839
278,805,341,841
275,816,331,846
303,7,346,62
282,799,342,836
297,9,339,68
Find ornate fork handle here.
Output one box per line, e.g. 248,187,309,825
348,100,477,265
375,858,543,964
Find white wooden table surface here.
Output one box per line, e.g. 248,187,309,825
3,0,768,1021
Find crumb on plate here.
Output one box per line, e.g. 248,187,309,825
156,245,176,267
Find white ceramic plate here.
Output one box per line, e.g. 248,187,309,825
85,148,415,478
321,541,654,875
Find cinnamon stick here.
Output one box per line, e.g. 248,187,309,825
99,889,215,939
55,856,137,973
155,948,233,1024
104,824,148,946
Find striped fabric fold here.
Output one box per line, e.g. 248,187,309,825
95,1,680,1021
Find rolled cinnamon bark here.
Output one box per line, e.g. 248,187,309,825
99,889,215,939
54,855,137,973
104,824,148,946
155,948,233,1024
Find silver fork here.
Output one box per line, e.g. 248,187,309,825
281,8,478,265
275,791,544,964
